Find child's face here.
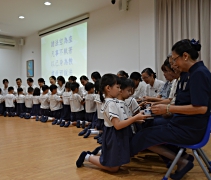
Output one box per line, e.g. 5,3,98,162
9,90,14,94
106,84,120,98
74,88,79,93
121,87,132,100
66,88,70,92
52,89,57,94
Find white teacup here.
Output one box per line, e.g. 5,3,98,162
144,109,152,115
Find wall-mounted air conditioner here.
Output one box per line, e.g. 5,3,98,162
0,38,16,47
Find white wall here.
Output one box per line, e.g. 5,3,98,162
21,33,41,86
20,0,156,85
0,44,21,86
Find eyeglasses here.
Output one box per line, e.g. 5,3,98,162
172,56,180,63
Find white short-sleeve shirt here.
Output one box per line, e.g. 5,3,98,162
125,97,140,116
5,94,16,107
79,86,87,98
32,96,40,105
16,94,25,103
39,94,50,109
85,94,97,113
57,84,65,96
133,81,146,99
1,87,8,96
101,98,128,127
25,94,33,108
169,79,178,105
14,85,26,95
62,91,72,105
145,79,165,97
50,94,62,111
70,93,84,112
94,94,104,119
117,100,131,117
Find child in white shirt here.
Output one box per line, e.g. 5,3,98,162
31,88,41,120
16,88,25,117
4,87,16,117
24,87,34,119
39,85,50,122
70,82,87,127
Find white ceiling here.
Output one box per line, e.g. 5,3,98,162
0,0,111,37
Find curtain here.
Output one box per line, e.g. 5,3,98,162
156,0,211,79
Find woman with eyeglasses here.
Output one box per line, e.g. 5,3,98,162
131,39,211,179
141,68,165,98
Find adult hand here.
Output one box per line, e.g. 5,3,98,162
151,104,167,115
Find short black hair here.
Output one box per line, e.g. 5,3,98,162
120,77,133,90
65,82,71,89
27,78,34,83
28,87,34,93
33,87,41,96
117,70,129,78
68,76,77,81
85,82,95,91
50,76,56,81
80,75,89,81
141,68,157,79
8,86,14,92
50,84,57,92
70,82,80,91
17,88,23,93
42,85,49,92
3,79,9,84
16,78,22,82
172,39,201,60
91,71,101,80
130,72,142,81
57,76,65,84
38,78,45,84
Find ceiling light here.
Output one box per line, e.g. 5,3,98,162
19,16,25,19
44,2,51,5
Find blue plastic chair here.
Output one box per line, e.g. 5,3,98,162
162,115,211,180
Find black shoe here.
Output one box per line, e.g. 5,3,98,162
97,137,102,143
76,120,81,128
94,134,101,139
76,151,87,168
4,112,8,117
24,114,31,119
36,115,40,121
78,128,88,136
56,118,62,125
60,120,66,127
64,121,71,127
170,161,194,180
83,130,91,138
167,154,195,168
8,112,12,117
52,119,58,125
81,121,86,129
91,146,102,155
98,140,102,144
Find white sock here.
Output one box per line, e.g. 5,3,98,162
85,154,93,162
97,150,102,155
30,116,35,119
85,121,89,125
80,121,83,124
62,120,65,122
48,117,54,121
90,130,99,135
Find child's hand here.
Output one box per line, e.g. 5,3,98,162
134,111,151,120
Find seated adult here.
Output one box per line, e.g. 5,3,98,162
143,58,175,102
131,39,211,179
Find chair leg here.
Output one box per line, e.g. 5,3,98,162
193,150,211,180
197,149,211,172
162,148,184,180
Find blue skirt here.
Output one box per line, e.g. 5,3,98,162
0,103,4,114
100,126,131,167
31,104,40,116
50,109,62,119
6,107,15,113
71,110,85,121
96,118,104,130
16,103,25,115
25,108,32,114
40,108,50,117
61,105,71,121
85,112,95,122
